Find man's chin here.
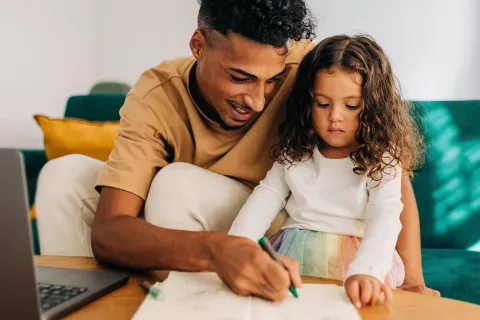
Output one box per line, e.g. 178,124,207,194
218,117,249,131
219,121,246,131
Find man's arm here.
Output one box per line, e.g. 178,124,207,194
90,94,220,272
91,187,215,271
91,187,301,301
396,174,424,285
396,175,440,296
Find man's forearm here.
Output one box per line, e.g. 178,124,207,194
91,215,220,271
396,174,425,285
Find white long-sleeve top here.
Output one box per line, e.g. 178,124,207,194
229,147,403,283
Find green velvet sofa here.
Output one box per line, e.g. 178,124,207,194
410,100,479,305
21,95,480,305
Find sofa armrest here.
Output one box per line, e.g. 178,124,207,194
20,149,48,207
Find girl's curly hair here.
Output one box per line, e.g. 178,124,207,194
271,34,425,181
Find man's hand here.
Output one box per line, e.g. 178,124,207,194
400,282,441,296
209,234,302,301
345,275,392,308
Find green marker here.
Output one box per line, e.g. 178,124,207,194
258,236,298,298
148,285,165,301
138,279,166,301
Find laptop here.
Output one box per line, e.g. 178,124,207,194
0,148,129,320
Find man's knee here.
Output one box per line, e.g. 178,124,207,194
36,154,103,221
36,154,103,256
38,154,104,189
144,162,251,232
144,163,204,227
147,162,203,196
146,162,244,206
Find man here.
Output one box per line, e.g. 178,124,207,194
36,0,438,302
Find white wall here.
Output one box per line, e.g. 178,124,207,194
2,0,479,148
92,0,199,85
309,0,480,100
0,0,95,149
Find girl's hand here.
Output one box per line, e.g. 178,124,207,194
345,275,392,308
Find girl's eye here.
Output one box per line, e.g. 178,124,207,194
230,75,251,83
316,103,329,108
346,105,360,110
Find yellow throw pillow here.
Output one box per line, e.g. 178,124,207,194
34,114,119,161
29,204,36,220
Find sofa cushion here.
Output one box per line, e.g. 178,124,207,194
34,114,119,162
411,101,480,249
422,248,480,305
64,93,125,121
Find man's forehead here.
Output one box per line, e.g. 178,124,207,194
208,29,290,53
216,33,288,78
222,55,287,80
227,32,288,54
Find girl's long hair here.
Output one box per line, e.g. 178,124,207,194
271,34,425,181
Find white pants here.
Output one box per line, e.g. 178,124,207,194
35,155,285,256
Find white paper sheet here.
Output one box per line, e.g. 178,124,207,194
132,272,250,320
250,284,361,320
132,272,361,320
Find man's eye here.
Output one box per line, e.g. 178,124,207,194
230,75,250,83
266,77,281,83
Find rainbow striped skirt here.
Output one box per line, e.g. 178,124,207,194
269,228,405,288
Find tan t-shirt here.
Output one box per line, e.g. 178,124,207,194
95,41,315,200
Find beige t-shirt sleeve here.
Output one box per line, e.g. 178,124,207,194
95,93,171,199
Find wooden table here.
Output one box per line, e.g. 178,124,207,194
35,256,480,320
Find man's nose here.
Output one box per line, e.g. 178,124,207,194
244,85,266,112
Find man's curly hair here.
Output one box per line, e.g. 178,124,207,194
271,34,425,181
197,0,316,52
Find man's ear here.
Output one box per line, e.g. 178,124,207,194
190,29,207,60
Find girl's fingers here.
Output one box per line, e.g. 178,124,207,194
370,280,380,306
381,284,393,306
360,279,372,306
378,291,386,305
347,280,361,308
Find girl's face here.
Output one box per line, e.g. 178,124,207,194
313,68,364,158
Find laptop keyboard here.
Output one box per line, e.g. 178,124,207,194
37,283,88,311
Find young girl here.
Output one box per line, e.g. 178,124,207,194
229,34,424,308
